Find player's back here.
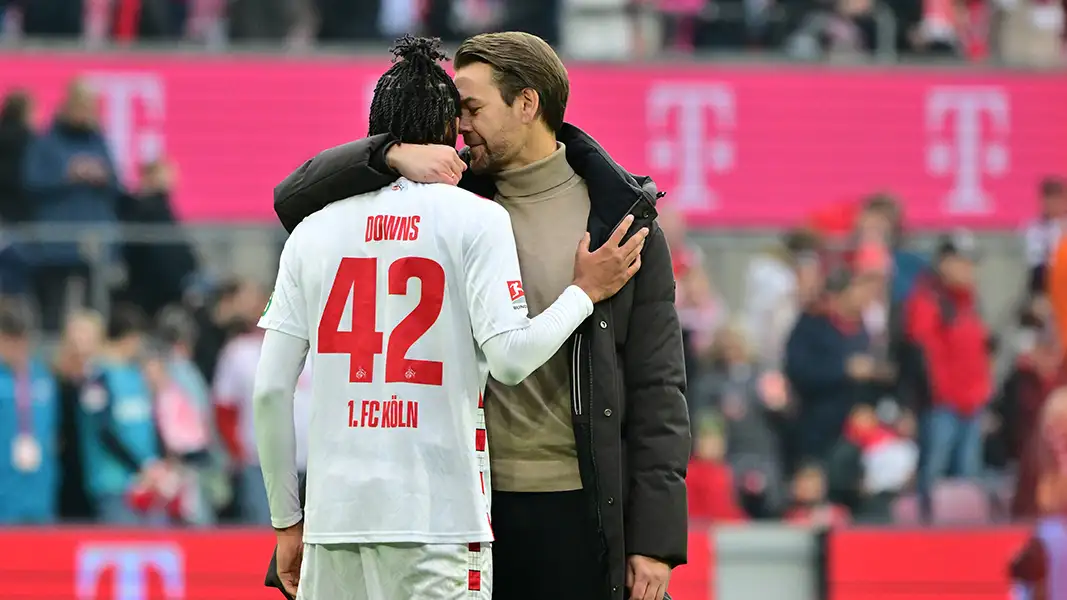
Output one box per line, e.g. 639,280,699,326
290,177,500,545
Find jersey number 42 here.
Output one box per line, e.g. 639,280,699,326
318,256,444,386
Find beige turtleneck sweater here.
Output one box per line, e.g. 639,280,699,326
484,143,590,493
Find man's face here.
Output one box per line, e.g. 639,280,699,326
1044,192,1067,219
63,84,97,129
844,272,882,311
455,62,525,174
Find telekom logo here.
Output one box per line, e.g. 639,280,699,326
84,72,166,185
646,82,736,212
925,86,1010,215
75,543,185,600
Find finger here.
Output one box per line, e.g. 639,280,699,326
625,254,642,279
626,563,636,589
623,235,646,265
631,578,649,600
576,232,591,254
435,171,458,185
621,227,649,252
653,581,668,600
451,153,467,174
607,215,634,247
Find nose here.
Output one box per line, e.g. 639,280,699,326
459,114,474,134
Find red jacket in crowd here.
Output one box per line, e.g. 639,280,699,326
687,459,748,522
905,276,992,416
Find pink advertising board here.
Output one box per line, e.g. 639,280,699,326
0,52,1063,228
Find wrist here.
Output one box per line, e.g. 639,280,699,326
573,280,600,305
384,142,401,171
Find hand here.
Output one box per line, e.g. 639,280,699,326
626,554,671,600
845,354,875,380
572,215,648,304
872,361,897,382
276,520,304,598
386,143,466,185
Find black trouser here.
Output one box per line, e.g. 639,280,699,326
492,490,607,600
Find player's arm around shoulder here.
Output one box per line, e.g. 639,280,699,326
621,222,691,567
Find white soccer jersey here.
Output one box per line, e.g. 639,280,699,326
258,178,533,545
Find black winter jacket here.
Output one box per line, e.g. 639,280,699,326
265,124,690,600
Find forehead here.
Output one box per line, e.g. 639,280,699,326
454,63,499,102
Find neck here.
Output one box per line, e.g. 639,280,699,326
494,141,575,199
509,130,558,170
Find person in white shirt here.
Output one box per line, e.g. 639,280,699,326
252,36,647,600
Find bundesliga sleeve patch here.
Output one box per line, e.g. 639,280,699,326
507,280,527,311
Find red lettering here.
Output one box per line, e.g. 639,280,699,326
407,400,418,428
386,216,402,240
351,397,419,428
317,257,445,384
367,400,380,427
363,215,421,242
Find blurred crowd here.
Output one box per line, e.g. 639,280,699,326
0,56,1063,530
0,0,1061,64
679,180,1067,527
0,78,309,527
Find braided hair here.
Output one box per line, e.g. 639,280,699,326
368,36,461,147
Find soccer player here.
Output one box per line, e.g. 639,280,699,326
252,36,647,600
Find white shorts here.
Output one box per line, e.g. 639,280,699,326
296,542,492,600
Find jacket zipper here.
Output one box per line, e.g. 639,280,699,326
574,329,609,587
571,334,583,416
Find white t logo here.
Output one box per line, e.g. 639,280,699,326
925,86,1010,215
646,83,736,212
85,72,166,185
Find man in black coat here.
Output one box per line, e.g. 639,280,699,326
266,32,689,600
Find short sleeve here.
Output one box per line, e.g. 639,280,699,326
259,233,310,340
463,204,532,346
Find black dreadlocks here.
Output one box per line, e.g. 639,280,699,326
368,36,461,147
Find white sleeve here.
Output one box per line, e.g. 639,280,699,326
252,328,309,530
462,204,593,386
259,233,310,340
481,286,592,385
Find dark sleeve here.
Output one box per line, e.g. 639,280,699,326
273,134,399,233
622,225,691,566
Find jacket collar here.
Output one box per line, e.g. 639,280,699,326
460,122,660,249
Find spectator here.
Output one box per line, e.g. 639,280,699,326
661,206,725,371
52,308,104,521
744,228,824,369
80,303,166,524
826,403,918,522
0,89,34,224
115,159,199,318
692,322,787,518
904,231,993,520
192,277,260,383
143,343,216,525
0,298,59,524
782,461,850,527
211,281,272,524
855,193,927,307
686,414,748,522
785,267,890,461
1024,176,1066,295
156,304,232,518
23,78,122,331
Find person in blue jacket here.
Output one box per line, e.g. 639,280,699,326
0,300,59,524
79,304,164,525
22,78,122,330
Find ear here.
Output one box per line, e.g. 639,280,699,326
518,88,540,124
